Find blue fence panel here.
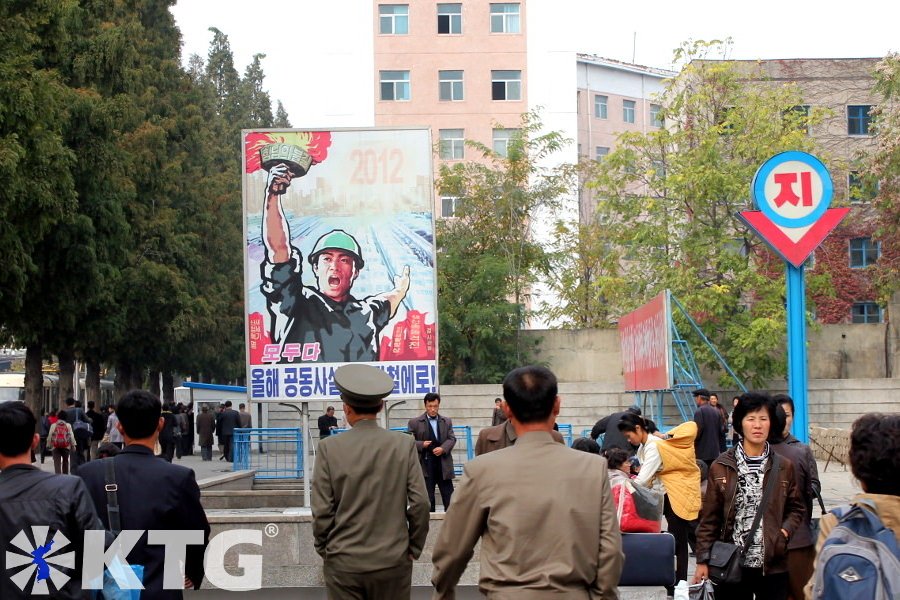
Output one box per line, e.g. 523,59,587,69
233,428,303,479
556,423,574,447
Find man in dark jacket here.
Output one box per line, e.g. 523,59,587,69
196,405,216,461
86,400,107,461
692,388,722,468
218,401,241,462
62,398,92,467
408,393,456,512
590,406,640,452
771,394,820,600
0,402,104,599
78,390,210,599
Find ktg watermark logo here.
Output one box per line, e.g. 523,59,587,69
5,526,267,594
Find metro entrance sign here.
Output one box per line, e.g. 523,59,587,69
737,151,849,443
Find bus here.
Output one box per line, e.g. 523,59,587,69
0,373,115,413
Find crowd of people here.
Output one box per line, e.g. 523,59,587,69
0,367,897,599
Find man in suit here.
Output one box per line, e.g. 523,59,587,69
691,388,722,468
311,364,430,600
196,405,216,461
78,390,210,599
408,392,456,512
238,403,252,428
475,412,565,455
491,397,507,426
317,406,339,438
432,366,624,598
218,400,241,462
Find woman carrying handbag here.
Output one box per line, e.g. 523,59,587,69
693,392,805,599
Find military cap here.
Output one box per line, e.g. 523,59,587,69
333,364,394,408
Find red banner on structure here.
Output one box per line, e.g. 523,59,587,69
618,292,673,391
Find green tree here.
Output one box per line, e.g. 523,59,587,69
436,111,569,383
871,53,900,302
274,100,291,127
240,53,274,127
582,40,831,385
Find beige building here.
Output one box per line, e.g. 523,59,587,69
729,58,888,327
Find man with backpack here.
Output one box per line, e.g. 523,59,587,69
62,398,92,467
48,410,77,474
807,413,900,599
0,402,104,599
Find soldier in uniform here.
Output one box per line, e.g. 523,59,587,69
260,160,411,363
431,365,625,598
311,364,430,599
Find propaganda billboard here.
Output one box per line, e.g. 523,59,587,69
618,291,673,391
242,128,438,401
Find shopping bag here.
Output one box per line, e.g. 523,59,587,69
613,480,662,533
89,557,144,600
688,579,716,600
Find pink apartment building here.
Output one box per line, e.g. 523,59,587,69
371,1,673,223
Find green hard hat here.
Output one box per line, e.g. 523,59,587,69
308,229,364,269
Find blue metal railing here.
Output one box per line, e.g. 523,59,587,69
557,424,574,447
233,428,303,479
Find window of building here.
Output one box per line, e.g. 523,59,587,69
594,95,608,119
437,3,462,34
490,3,520,33
623,99,636,124
785,105,810,134
379,4,409,34
595,146,609,161
492,128,518,157
380,70,410,101
438,70,464,101
851,302,882,324
847,105,873,135
439,129,465,160
848,171,878,203
441,196,459,218
491,70,521,101
650,103,663,127
849,237,880,268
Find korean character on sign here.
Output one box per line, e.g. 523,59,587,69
264,368,280,397
250,368,267,399
282,343,302,363
414,365,434,394
326,367,340,396
298,367,314,397
301,342,321,362
383,365,401,394
260,344,282,363
283,367,300,398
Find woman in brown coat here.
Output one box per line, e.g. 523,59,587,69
693,392,805,599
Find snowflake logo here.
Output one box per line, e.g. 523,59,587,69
5,527,74,595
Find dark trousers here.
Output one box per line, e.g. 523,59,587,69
786,546,815,600
159,438,176,462
664,495,697,586
222,434,234,461
52,448,70,474
715,568,788,600
201,445,213,461
323,561,412,600
425,457,453,512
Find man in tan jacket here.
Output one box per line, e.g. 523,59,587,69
311,364,430,599
432,365,624,599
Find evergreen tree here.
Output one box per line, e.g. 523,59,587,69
274,100,291,127
240,53,274,127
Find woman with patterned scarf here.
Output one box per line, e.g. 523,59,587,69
693,393,805,599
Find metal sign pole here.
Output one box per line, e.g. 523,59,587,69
302,401,311,508
786,264,810,443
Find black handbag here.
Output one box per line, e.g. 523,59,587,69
810,485,827,540
707,454,782,585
